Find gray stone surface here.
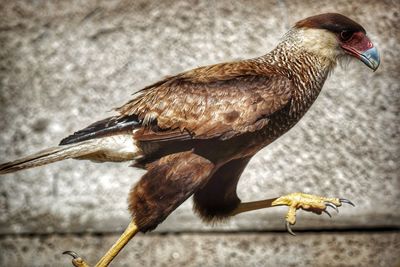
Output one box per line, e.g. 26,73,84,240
0,0,399,236
0,231,399,267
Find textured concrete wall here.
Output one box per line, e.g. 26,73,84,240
0,0,399,266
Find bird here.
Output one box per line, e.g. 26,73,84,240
0,13,379,267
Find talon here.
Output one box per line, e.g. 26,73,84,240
285,221,296,236
339,198,355,207
63,251,80,259
325,202,339,213
323,209,332,218
274,193,354,236
63,251,90,267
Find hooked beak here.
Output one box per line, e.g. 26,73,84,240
341,33,380,72
358,46,380,71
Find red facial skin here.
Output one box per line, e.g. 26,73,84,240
340,31,374,58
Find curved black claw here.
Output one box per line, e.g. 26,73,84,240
325,202,339,213
63,251,80,259
285,221,296,236
323,209,332,218
340,198,355,207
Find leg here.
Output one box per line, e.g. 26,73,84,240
193,157,251,222
191,159,354,235
231,192,354,235
64,151,215,266
64,220,139,267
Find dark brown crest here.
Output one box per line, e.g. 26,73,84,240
295,13,366,34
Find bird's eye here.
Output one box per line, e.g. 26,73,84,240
340,31,353,41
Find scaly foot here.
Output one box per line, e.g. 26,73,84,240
63,251,91,267
271,192,355,235
63,220,139,267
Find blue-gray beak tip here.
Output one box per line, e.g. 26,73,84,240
360,47,380,72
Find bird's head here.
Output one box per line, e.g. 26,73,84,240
292,13,380,71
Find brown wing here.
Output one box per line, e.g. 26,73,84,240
117,60,293,141
59,115,141,145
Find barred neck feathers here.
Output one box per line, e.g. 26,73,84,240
258,28,340,116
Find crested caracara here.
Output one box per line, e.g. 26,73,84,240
0,13,380,267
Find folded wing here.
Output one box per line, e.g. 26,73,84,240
117,60,294,142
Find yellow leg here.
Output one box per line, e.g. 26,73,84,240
231,198,277,216
231,192,354,235
64,220,139,267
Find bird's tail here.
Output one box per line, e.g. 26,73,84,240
0,141,99,174
0,134,138,175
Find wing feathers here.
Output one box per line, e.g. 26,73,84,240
118,60,293,142
64,60,293,147
60,115,141,145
